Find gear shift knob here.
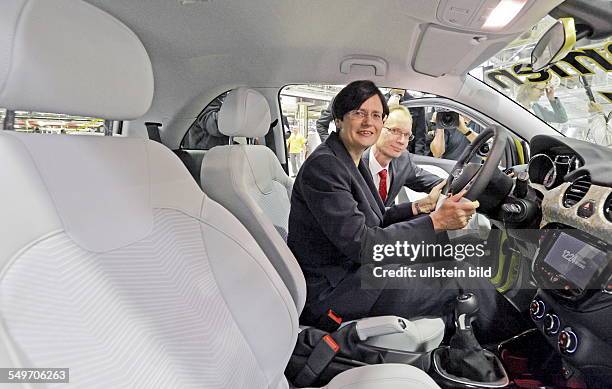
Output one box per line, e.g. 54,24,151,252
455,293,479,330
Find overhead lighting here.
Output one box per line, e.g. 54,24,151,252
482,0,528,30
178,0,212,5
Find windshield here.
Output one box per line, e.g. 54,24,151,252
470,15,612,147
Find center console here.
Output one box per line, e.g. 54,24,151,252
533,227,611,299
530,225,612,384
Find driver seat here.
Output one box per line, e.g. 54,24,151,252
200,87,445,353
0,1,440,388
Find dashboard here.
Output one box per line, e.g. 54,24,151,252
527,135,612,244
522,135,612,382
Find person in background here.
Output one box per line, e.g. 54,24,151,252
586,101,612,147
363,104,445,209
516,82,568,123
287,126,307,176
316,99,334,142
430,112,481,160
184,92,231,149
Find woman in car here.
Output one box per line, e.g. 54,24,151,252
288,80,525,342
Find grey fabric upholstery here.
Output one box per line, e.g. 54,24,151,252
201,143,305,312
0,0,153,119
0,133,299,389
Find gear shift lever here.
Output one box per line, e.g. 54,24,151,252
431,293,509,386
444,293,501,383
455,293,479,331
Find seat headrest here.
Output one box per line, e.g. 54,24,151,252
0,0,153,120
218,88,271,138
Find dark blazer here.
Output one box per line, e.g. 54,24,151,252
287,131,435,322
362,149,444,207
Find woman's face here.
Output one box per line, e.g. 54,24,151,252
529,84,545,101
336,95,384,151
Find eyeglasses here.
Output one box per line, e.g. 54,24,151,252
384,127,414,141
347,109,385,123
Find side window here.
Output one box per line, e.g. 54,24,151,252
279,85,342,176
180,91,247,150
1,108,109,135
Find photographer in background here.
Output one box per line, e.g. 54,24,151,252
429,110,481,160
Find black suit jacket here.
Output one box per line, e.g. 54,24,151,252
288,132,435,319
362,149,444,207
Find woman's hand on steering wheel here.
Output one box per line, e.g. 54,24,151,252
429,190,480,231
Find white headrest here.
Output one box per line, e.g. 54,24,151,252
218,88,271,138
1,132,204,254
0,0,153,120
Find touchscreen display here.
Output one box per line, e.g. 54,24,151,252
543,232,608,289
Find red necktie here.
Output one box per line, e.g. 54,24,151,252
378,169,388,202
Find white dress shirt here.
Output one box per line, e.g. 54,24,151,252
368,147,390,194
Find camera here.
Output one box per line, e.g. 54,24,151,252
435,109,460,129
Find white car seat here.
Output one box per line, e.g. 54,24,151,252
200,87,445,353
0,0,440,388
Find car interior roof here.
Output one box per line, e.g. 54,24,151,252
84,0,564,143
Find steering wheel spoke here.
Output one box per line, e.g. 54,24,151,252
446,126,508,201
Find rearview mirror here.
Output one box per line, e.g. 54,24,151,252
531,18,576,72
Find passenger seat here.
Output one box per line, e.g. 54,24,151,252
200,87,445,353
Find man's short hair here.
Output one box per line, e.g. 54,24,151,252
386,105,412,128
332,80,389,122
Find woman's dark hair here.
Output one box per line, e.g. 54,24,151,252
332,80,389,122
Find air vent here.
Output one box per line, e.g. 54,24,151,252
563,175,591,208
605,193,612,223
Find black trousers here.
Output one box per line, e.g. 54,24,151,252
301,261,529,344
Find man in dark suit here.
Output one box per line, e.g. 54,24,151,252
288,80,525,343
363,104,445,211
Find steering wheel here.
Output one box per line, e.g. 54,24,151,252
444,125,509,201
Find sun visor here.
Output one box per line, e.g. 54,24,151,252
413,24,488,77
0,0,153,120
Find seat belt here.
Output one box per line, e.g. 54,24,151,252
145,122,163,143
292,335,340,387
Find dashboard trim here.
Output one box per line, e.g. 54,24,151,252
531,182,612,245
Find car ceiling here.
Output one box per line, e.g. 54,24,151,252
84,0,563,145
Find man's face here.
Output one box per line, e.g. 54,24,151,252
337,95,384,150
376,114,411,159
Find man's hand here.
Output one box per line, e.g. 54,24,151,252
546,86,555,100
588,101,603,113
429,190,479,231
457,116,469,134
413,179,446,214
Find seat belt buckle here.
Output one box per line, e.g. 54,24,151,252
292,334,341,386
322,334,340,353
317,309,343,332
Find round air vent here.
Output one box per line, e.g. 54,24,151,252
605,192,612,223
563,175,591,208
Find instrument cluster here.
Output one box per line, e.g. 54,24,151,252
528,153,582,189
